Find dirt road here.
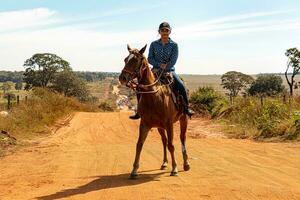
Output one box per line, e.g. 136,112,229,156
0,112,300,200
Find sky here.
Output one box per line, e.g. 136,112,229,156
0,0,300,74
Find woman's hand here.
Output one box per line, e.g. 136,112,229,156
160,63,167,69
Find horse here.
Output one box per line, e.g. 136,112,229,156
119,44,190,178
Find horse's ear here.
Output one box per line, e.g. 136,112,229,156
127,44,132,52
139,44,147,54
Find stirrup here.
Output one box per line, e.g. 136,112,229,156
185,108,194,119
129,113,140,120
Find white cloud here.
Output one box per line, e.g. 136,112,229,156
0,8,58,33
0,7,299,73
196,9,298,26
173,9,300,40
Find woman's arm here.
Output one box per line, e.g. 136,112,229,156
166,43,178,71
147,42,161,68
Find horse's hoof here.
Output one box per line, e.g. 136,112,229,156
170,171,178,176
129,173,138,179
184,164,190,171
160,164,168,170
160,161,168,170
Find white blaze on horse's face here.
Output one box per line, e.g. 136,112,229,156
119,53,138,85
127,53,135,64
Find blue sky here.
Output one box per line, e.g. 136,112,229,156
0,0,300,74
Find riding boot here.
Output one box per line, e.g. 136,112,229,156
129,112,141,120
129,94,141,120
185,106,195,118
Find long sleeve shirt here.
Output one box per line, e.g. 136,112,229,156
147,38,178,72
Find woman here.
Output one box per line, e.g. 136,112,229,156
129,22,194,119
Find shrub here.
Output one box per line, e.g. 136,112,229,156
190,86,229,117
221,97,293,139
255,100,289,138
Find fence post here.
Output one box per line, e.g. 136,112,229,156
17,95,20,105
7,94,11,110
25,96,28,103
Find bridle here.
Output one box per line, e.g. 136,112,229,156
121,53,164,94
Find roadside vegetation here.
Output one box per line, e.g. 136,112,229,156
0,53,118,153
1,47,300,149
190,47,300,141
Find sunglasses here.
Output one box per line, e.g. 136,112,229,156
160,28,170,33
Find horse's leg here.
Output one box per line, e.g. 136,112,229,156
158,128,168,170
130,123,150,179
180,115,190,171
166,124,178,176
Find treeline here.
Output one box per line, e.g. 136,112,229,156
75,71,119,82
0,71,23,83
0,70,119,83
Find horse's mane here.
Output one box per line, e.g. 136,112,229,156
139,54,155,85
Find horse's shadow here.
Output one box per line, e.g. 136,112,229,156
35,169,167,200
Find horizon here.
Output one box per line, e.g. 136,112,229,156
1,69,297,76
0,0,300,74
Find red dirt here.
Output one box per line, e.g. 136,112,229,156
0,112,300,200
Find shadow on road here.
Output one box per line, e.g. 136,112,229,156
36,169,167,200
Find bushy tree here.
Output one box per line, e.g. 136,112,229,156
221,71,254,103
248,74,285,105
23,53,71,89
23,53,90,101
51,70,90,102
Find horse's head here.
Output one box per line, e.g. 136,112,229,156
119,44,147,85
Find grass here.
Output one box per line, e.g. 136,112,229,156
0,83,30,104
2,74,300,145
190,88,300,141
0,88,98,154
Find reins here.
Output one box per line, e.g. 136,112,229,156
124,56,166,94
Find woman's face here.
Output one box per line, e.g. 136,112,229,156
159,28,170,39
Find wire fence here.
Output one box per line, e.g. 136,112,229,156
0,94,27,111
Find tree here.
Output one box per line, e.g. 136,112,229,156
23,53,71,90
285,48,300,96
248,74,285,105
51,70,90,102
15,81,23,90
221,71,254,103
1,81,14,94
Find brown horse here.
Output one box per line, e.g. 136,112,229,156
119,44,190,178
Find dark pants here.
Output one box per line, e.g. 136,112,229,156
136,71,189,106
171,71,189,105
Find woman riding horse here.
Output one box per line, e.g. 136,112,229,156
119,22,192,178
129,22,194,119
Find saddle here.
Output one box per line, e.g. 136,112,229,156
151,68,186,113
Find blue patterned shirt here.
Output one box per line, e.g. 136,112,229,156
147,38,178,72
